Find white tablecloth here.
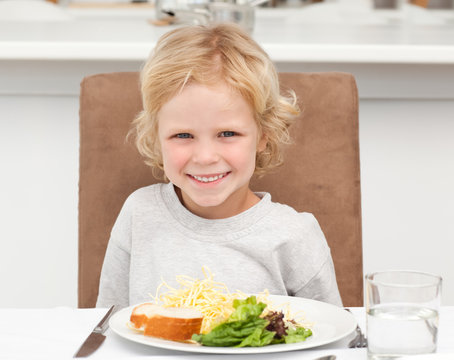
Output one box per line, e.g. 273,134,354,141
1,307,453,360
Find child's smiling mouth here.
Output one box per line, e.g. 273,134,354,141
188,172,230,184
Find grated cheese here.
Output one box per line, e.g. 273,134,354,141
149,266,310,334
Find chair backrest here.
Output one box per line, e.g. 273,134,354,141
79,71,363,308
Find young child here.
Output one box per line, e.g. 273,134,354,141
96,23,342,308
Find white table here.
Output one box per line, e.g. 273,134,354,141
1,307,453,360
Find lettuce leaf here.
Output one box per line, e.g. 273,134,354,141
228,296,267,322
191,295,312,347
191,296,273,347
191,317,273,347
284,327,313,344
237,326,276,347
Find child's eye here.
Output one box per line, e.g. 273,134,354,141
175,133,193,139
219,131,236,137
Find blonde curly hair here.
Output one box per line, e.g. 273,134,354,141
130,23,299,179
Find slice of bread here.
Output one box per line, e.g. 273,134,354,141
130,303,204,342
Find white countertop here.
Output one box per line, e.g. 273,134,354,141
1,2,454,63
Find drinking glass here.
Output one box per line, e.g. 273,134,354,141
365,270,442,360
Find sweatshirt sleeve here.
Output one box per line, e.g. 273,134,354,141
96,196,133,309
294,254,343,306
284,213,343,307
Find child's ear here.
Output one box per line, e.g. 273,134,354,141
257,134,267,152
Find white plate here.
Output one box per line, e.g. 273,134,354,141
109,295,356,354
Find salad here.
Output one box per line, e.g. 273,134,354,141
191,296,312,347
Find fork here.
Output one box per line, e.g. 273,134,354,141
345,309,368,348
348,326,367,348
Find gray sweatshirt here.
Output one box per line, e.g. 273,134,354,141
96,182,342,308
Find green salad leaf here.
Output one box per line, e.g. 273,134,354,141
229,296,267,322
191,296,313,347
283,327,313,344
237,325,276,347
191,317,274,347
268,326,313,345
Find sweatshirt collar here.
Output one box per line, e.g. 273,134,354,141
160,182,272,239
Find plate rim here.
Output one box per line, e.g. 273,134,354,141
109,295,357,354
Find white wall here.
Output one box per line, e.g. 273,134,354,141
0,95,79,308
360,99,454,287
0,88,453,308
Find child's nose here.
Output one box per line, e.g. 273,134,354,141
192,140,219,165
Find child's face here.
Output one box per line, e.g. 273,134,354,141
157,82,266,219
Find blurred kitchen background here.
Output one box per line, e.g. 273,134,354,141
0,0,453,307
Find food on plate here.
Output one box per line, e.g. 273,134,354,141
129,303,203,341
130,268,313,347
191,296,312,347
150,267,261,334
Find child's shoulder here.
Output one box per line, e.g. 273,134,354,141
128,182,162,197
269,199,316,219
267,199,320,230
123,182,166,207
264,200,326,248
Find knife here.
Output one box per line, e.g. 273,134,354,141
74,305,119,358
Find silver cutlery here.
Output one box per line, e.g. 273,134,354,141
313,355,336,360
74,305,119,358
345,308,367,348
348,325,367,348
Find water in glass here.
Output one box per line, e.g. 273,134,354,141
367,304,438,360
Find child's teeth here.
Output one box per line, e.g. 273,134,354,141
194,174,225,183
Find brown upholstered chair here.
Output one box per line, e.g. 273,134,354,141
78,72,362,308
